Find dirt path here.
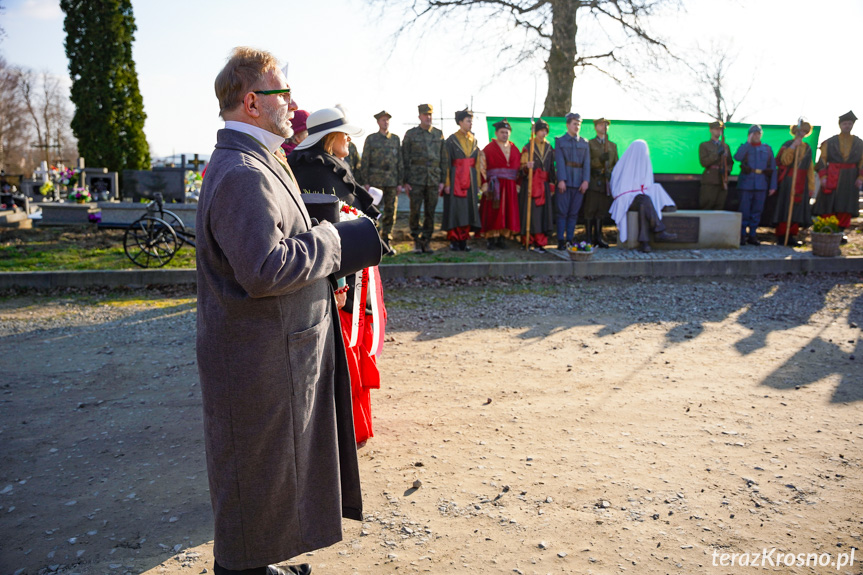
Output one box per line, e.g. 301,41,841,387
1,275,861,575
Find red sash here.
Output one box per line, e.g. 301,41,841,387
531,169,548,206
452,158,475,198
819,162,856,194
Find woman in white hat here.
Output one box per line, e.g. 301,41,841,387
289,106,386,448
288,106,380,220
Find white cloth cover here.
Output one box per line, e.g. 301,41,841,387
367,186,383,205
609,139,676,243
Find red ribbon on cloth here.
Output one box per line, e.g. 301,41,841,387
452,158,475,198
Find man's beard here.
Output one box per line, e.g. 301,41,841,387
265,103,294,139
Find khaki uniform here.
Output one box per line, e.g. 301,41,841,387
699,139,734,210
585,137,618,219
402,125,446,241
362,131,403,241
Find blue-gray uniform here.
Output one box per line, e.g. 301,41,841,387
734,137,778,244
554,132,590,244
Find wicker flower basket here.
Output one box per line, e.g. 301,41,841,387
810,232,842,257
568,250,593,261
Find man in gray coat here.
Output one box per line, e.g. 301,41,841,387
197,47,362,575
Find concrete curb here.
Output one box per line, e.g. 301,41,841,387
1,257,862,289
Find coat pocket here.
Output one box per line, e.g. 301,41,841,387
287,313,330,432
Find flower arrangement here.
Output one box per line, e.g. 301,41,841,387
39,181,55,196
568,241,594,253
811,215,840,234
68,186,92,203
59,168,78,187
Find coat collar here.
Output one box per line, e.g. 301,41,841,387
215,129,311,229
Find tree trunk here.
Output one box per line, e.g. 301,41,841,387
541,0,579,117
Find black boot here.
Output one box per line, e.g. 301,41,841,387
557,240,566,250
449,241,459,251
460,240,471,252
412,239,422,254
487,238,496,250
496,236,506,249
585,219,594,247
594,219,610,248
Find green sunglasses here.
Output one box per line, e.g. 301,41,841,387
253,88,291,96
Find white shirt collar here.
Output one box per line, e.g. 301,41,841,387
224,121,285,154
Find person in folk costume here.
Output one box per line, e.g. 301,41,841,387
481,119,522,249
608,140,677,253
733,124,777,246
554,112,590,249
442,108,483,251
290,107,388,447
698,120,734,210
814,110,863,244
518,118,556,253
586,117,618,248
772,120,815,246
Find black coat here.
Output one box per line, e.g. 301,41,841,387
288,143,381,220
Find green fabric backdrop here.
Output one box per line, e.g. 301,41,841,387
486,117,821,176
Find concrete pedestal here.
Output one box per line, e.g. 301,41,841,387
622,209,741,250
98,202,197,230
39,202,100,226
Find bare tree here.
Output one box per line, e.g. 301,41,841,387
0,56,32,174
371,0,681,116
18,69,77,167
676,40,754,123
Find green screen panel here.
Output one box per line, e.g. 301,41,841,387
486,117,821,176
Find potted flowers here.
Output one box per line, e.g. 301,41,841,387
68,186,92,204
567,241,594,261
810,215,842,257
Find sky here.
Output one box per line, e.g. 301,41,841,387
2,0,862,162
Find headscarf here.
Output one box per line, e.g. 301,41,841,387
610,139,654,199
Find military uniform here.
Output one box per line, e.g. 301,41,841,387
586,119,618,247
698,121,734,210
362,111,403,243
402,104,446,249
554,114,590,246
733,125,777,244
346,141,362,183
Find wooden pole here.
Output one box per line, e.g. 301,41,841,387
784,144,802,246
524,123,536,250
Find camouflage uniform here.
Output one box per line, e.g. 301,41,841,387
362,127,403,242
346,141,362,183
402,104,446,244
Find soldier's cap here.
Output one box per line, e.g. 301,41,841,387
294,106,364,151
533,118,549,132
565,112,582,123
418,104,433,115
709,120,725,130
790,120,812,137
839,110,857,123
374,110,392,121
593,117,610,126
748,124,762,135
493,119,512,132
454,108,473,123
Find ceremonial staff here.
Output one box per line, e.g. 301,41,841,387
524,122,536,250
784,117,804,247
720,120,728,192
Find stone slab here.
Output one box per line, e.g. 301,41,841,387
623,209,741,250
39,202,100,226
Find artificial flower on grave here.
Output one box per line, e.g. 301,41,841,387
67,186,92,203
59,168,78,187
811,215,840,234
39,181,54,196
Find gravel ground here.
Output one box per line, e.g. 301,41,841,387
1,273,861,575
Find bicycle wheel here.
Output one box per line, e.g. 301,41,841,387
123,216,179,268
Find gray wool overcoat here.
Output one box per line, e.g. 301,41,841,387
196,129,362,571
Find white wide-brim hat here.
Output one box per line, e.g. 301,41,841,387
294,106,364,151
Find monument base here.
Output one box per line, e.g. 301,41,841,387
622,209,741,250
